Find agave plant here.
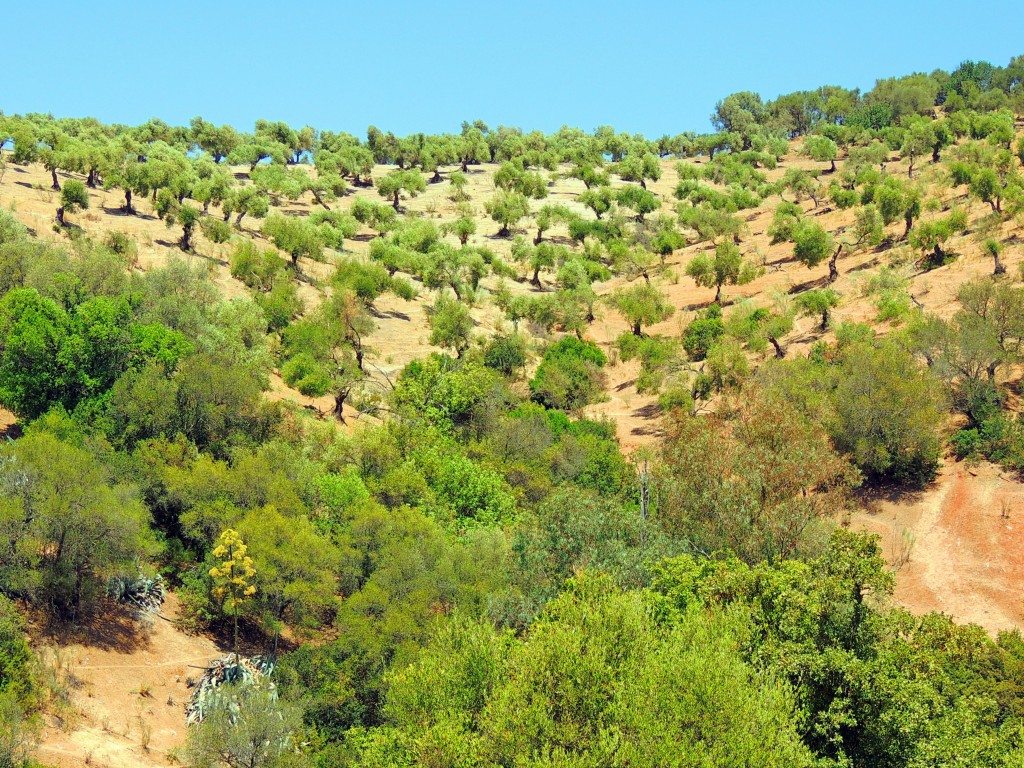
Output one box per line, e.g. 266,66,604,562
106,573,166,615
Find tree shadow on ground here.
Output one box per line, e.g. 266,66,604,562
101,205,156,221
35,602,154,654
370,307,411,321
632,402,663,420
855,481,927,517
789,275,832,294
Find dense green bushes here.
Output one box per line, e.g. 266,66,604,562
757,334,946,486
0,596,34,705
529,337,607,411
364,573,812,768
0,427,155,618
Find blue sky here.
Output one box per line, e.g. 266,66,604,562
2,1,1021,138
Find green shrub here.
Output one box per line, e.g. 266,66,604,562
103,231,138,262
230,241,287,291
312,470,371,529
951,428,981,459
0,596,34,704
682,305,725,361
832,341,946,485
529,337,607,412
281,352,331,396
255,278,303,331
419,448,518,527
483,333,528,376
659,385,695,413
200,216,233,244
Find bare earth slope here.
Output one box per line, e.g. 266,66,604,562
854,459,1024,634
34,594,224,768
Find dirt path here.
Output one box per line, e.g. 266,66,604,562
852,459,1024,634
35,594,225,768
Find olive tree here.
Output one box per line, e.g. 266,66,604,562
795,288,840,330
262,214,324,270
686,242,761,303
428,293,473,357
56,179,89,227
376,169,426,210
616,185,660,221
614,151,662,189
803,135,839,173
485,191,531,237
607,282,675,336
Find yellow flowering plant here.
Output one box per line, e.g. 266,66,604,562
209,528,256,659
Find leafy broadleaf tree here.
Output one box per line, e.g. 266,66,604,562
607,282,675,336
237,507,340,651
983,238,1006,276
485,191,531,237
529,337,607,411
102,141,150,214
376,169,426,211
428,293,473,358
511,238,568,288
795,288,840,330
578,186,615,220
616,184,660,221
262,214,324,271
655,391,859,562
0,430,155,619
792,220,844,280
686,242,761,303
189,116,240,163
222,186,270,228
831,339,946,484
802,135,839,173
900,117,936,178
533,203,573,244
614,151,662,189
55,179,88,227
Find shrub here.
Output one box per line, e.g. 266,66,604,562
281,352,331,396
682,304,725,361
230,241,287,291
255,278,303,331
200,216,233,244
103,231,138,263
483,333,528,376
832,341,946,485
951,428,981,459
529,338,607,411
0,596,34,704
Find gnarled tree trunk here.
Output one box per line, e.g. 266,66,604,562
828,244,843,283
333,389,349,423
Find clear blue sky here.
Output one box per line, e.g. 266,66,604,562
2,1,1021,138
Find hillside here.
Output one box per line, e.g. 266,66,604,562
3,128,1020,443
3,54,1024,768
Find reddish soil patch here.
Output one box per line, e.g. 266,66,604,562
852,459,1024,633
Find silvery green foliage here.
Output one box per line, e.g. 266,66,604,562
186,655,275,725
